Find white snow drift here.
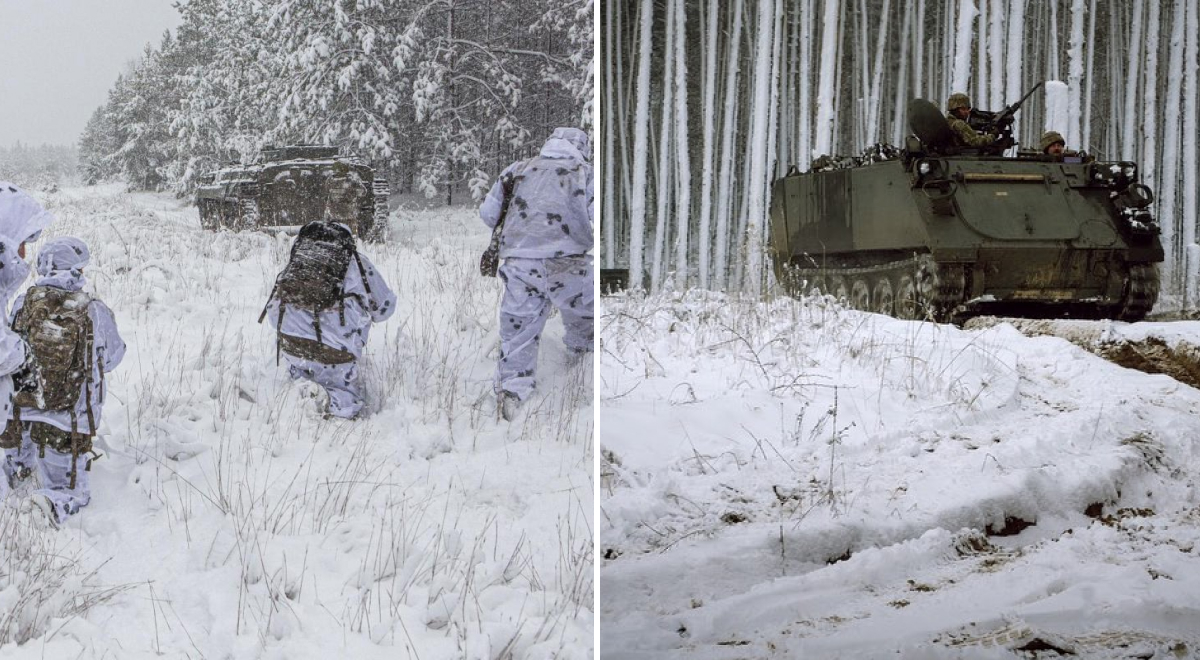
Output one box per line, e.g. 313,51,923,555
600,290,1200,659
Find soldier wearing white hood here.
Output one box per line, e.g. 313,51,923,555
480,127,594,420
263,221,396,419
2,237,125,526
0,181,56,256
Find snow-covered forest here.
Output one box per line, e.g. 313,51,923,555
0,144,77,190
601,0,1200,308
79,0,592,203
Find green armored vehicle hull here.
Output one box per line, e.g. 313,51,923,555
769,127,1163,323
196,145,389,241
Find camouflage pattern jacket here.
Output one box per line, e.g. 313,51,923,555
480,128,593,260
946,114,996,147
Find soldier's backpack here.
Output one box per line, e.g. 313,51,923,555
11,286,96,414
259,221,370,364
11,286,103,489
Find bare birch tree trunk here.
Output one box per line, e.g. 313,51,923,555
697,0,719,290
714,0,744,290
672,0,691,290
1141,0,1160,193
976,0,988,109
892,1,913,145
1183,0,1199,308
743,0,776,295
798,0,813,168
1082,0,1097,151
1160,0,1185,299
603,0,616,269
761,0,785,290
651,0,678,291
1122,0,1144,160
1067,0,1086,149
915,0,926,100
1006,0,1026,144
627,0,654,292
1047,0,1060,81
813,0,840,158
951,0,976,95
867,0,892,144
988,0,1004,109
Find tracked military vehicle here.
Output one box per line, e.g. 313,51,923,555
196,145,390,242
769,95,1163,323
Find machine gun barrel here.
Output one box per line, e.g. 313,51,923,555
996,81,1044,124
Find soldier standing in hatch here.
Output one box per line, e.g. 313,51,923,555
946,93,998,148
1038,131,1093,161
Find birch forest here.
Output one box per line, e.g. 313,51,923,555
601,0,1200,309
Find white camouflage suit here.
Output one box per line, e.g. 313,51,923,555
265,235,396,418
0,182,55,505
480,128,594,402
3,238,126,524
0,235,30,504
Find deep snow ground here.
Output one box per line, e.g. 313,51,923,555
599,291,1200,659
0,184,593,658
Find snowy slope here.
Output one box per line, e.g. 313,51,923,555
0,185,593,659
600,291,1200,659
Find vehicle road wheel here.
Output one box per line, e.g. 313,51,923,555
829,275,849,302
239,199,260,232
895,274,918,319
199,201,218,230
370,178,390,243
873,276,895,316
221,201,239,231
850,278,871,311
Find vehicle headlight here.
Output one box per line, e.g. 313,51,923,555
918,161,931,175
1122,165,1136,177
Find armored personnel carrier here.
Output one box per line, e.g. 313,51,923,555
196,145,390,241
768,98,1163,323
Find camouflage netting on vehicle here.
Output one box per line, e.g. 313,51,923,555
806,143,902,173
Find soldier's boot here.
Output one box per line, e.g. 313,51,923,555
498,391,522,422
23,493,61,529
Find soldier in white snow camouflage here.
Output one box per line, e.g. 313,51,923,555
0,180,55,256
2,237,125,527
0,234,30,504
480,127,594,421
263,221,396,419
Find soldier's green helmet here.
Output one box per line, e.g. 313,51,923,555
1039,130,1066,153
947,93,971,112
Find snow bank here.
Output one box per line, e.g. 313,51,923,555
600,292,1200,658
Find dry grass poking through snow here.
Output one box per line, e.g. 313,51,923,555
0,185,592,659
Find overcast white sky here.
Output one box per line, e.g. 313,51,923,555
0,0,181,148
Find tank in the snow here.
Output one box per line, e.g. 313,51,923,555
196,145,390,241
768,99,1163,323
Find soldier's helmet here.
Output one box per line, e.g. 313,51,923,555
947,93,971,112
1039,130,1066,153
